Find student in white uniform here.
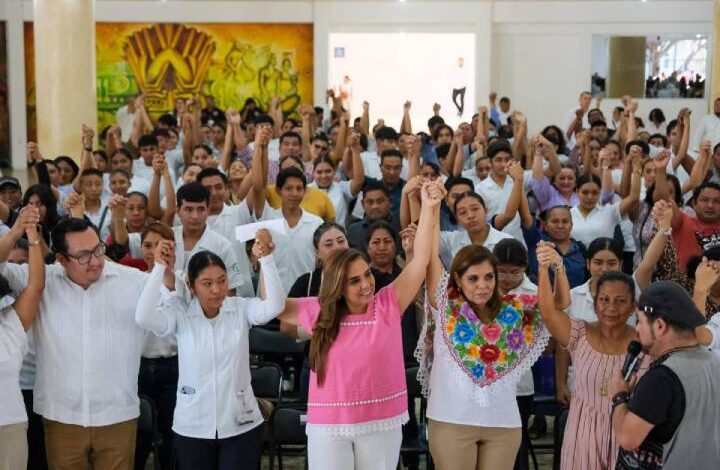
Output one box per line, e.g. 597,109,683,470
251,129,324,294
172,183,245,295
0,212,44,470
135,230,291,470
197,168,255,297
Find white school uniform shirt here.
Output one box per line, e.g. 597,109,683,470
509,276,538,397
310,180,354,228
257,203,324,294
359,151,410,181
164,147,186,179
172,225,244,292
475,172,532,245
0,305,28,425
0,261,148,426
102,173,152,199
115,105,135,142
133,160,173,198
206,201,256,298
439,226,513,269
84,205,112,240
569,202,623,249
690,114,720,157
135,257,284,439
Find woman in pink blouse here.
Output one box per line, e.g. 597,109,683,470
278,180,443,469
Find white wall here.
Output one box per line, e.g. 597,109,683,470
491,1,713,134
0,0,714,167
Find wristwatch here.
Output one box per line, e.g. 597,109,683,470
612,391,630,408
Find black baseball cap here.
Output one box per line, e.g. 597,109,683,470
0,176,21,191
638,281,706,328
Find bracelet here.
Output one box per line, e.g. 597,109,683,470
27,160,36,167
84,146,93,152
28,239,41,246
611,391,630,409
658,226,672,236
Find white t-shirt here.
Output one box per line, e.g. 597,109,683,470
310,180,354,228
257,204,324,294
475,172,532,244
439,226,514,269
115,105,135,143
570,202,623,249
206,202,255,298
0,306,28,425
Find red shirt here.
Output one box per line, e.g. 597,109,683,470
672,211,720,272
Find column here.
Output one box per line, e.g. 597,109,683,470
607,37,645,98
711,0,720,110
33,0,96,162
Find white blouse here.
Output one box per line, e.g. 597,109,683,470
135,255,285,439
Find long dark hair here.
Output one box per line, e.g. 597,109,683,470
23,184,60,244
309,248,369,386
188,250,226,286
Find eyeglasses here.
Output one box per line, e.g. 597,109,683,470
63,242,106,265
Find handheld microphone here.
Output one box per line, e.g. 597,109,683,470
621,341,642,381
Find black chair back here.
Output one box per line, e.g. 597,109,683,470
250,327,306,355
251,363,284,402
553,406,570,470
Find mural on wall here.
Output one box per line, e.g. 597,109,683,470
24,22,313,139
0,22,9,167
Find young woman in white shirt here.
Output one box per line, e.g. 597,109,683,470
0,208,44,470
135,229,291,470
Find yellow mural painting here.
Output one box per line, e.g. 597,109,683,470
25,22,313,139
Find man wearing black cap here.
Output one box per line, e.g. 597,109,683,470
0,176,22,227
610,280,720,469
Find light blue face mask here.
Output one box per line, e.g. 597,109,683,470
488,130,496,138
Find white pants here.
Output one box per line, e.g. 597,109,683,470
308,427,403,470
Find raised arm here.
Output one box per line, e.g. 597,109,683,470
682,139,712,196
400,101,412,134
300,106,313,162
451,129,466,177
537,242,572,346
360,101,370,136
400,175,422,228
161,162,176,226
135,240,179,336
493,161,524,230
222,108,238,172
109,194,129,246
147,154,166,220
633,200,672,291
250,126,271,218
12,210,45,331
651,150,672,203
512,112,528,162
674,109,694,175
348,132,365,196
393,180,443,313
618,156,641,217
247,230,288,324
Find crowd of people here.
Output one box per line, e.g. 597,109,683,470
2,86,720,470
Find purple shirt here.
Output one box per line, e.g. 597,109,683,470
531,176,579,211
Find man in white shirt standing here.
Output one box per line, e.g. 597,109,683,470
0,215,167,469
172,182,246,295
197,167,255,297
690,97,720,157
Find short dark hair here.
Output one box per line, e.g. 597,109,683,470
692,181,720,204
276,167,307,189
52,217,99,255
590,120,607,129
365,220,397,249
156,114,177,128
576,173,602,191
192,144,213,156
197,167,228,186
499,96,510,104
648,133,668,147
586,237,623,263
493,238,528,268
187,250,226,287
109,168,131,180
427,115,445,130
435,143,452,160
362,180,391,199
111,148,134,163
487,139,513,160
138,134,159,149
80,168,104,181
153,128,170,139
176,182,210,207
595,271,636,302
625,139,650,156
380,149,403,164
253,114,275,127
93,150,108,162
375,126,399,141
279,131,302,146
444,176,475,193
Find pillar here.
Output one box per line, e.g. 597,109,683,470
711,0,720,110
607,37,645,98
33,0,96,162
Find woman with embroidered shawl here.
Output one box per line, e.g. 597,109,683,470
417,217,550,469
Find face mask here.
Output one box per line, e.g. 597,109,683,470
488,130,496,138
